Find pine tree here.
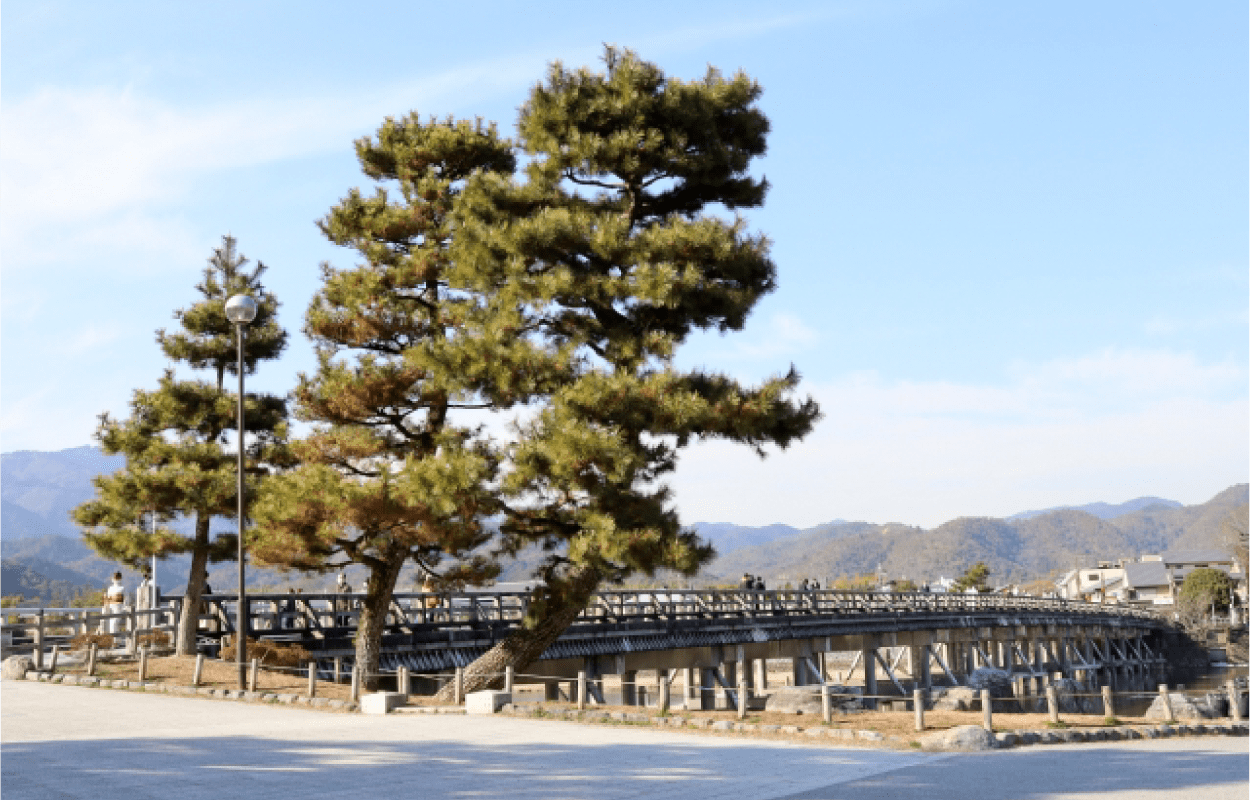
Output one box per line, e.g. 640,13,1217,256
248,116,522,689
73,236,288,655
437,47,820,698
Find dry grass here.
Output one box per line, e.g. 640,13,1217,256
80,655,354,700
512,700,1154,743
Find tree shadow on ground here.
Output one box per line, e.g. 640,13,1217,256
775,743,1249,800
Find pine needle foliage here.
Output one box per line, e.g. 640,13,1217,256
439,47,821,695
73,236,289,655
248,116,520,687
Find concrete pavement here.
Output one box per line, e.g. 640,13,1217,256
3,681,1247,799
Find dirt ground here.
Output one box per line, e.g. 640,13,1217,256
69,654,354,700
54,657,1162,736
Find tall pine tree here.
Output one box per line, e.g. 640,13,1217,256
248,117,526,688
74,236,288,655
437,47,820,697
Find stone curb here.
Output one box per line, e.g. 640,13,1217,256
22,670,359,714
493,703,1250,751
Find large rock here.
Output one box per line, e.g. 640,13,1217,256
930,687,979,711
919,725,997,751
1144,692,1225,721
764,685,861,715
966,668,1013,698
1052,679,1099,714
2,656,34,681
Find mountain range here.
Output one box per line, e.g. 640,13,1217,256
2,445,1246,601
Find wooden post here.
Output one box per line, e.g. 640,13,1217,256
981,688,993,732
334,657,343,685
398,665,409,696
33,610,44,671
351,664,362,703
138,647,148,681
1158,684,1175,723
577,670,587,710
87,642,98,677
1101,685,1115,718
738,670,749,720
249,658,259,693
453,666,464,705
914,688,925,731
821,683,832,724
307,662,317,698
48,644,60,674
127,607,137,655
1228,680,1243,722
504,665,515,694
193,653,205,687
1046,685,1060,723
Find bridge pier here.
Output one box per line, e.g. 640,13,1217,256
862,637,878,709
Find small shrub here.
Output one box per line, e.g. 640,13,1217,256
909,741,921,749
1046,721,1069,729
1104,716,1121,726
70,632,115,651
138,631,171,649
218,637,312,669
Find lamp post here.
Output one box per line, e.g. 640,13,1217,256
224,293,258,690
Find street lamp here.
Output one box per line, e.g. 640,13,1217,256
225,293,257,690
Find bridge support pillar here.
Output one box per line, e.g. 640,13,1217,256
544,680,562,702
862,638,878,710
719,661,737,709
740,658,753,705
700,667,718,710
621,670,637,706
683,668,697,710
754,658,768,692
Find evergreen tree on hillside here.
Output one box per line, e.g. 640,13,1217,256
248,117,521,688
73,237,288,655
952,561,991,593
439,47,820,697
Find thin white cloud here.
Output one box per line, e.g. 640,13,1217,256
672,348,1249,528
0,8,834,276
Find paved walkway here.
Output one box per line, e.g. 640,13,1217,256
3,681,1247,799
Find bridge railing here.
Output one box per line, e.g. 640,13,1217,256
3,589,1164,656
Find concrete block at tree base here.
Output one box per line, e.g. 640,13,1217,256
465,690,512,714
918,725,997,752
360,692,408,715
2,656,35,681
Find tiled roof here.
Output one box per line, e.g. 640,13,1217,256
1123,561,1171,589
1161,549,1233,565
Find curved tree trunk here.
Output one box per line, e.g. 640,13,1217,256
175,514,211,656
434,564,601,702
354,553,406,692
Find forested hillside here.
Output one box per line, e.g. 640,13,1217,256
707,484,1248,585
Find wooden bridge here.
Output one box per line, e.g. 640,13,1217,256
4,588,1172,707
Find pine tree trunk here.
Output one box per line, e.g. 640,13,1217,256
354,554,406,692
433,565,601,702
175,514,211,656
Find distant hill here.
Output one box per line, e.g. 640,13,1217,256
1,446,125,540
708,485,1248,586
1009,496,1183,521
3,446,1245,596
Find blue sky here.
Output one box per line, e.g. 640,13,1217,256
2,1,1246,527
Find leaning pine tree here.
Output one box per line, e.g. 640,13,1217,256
73,236,288,655
248,117,538,689
436,47,821,698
